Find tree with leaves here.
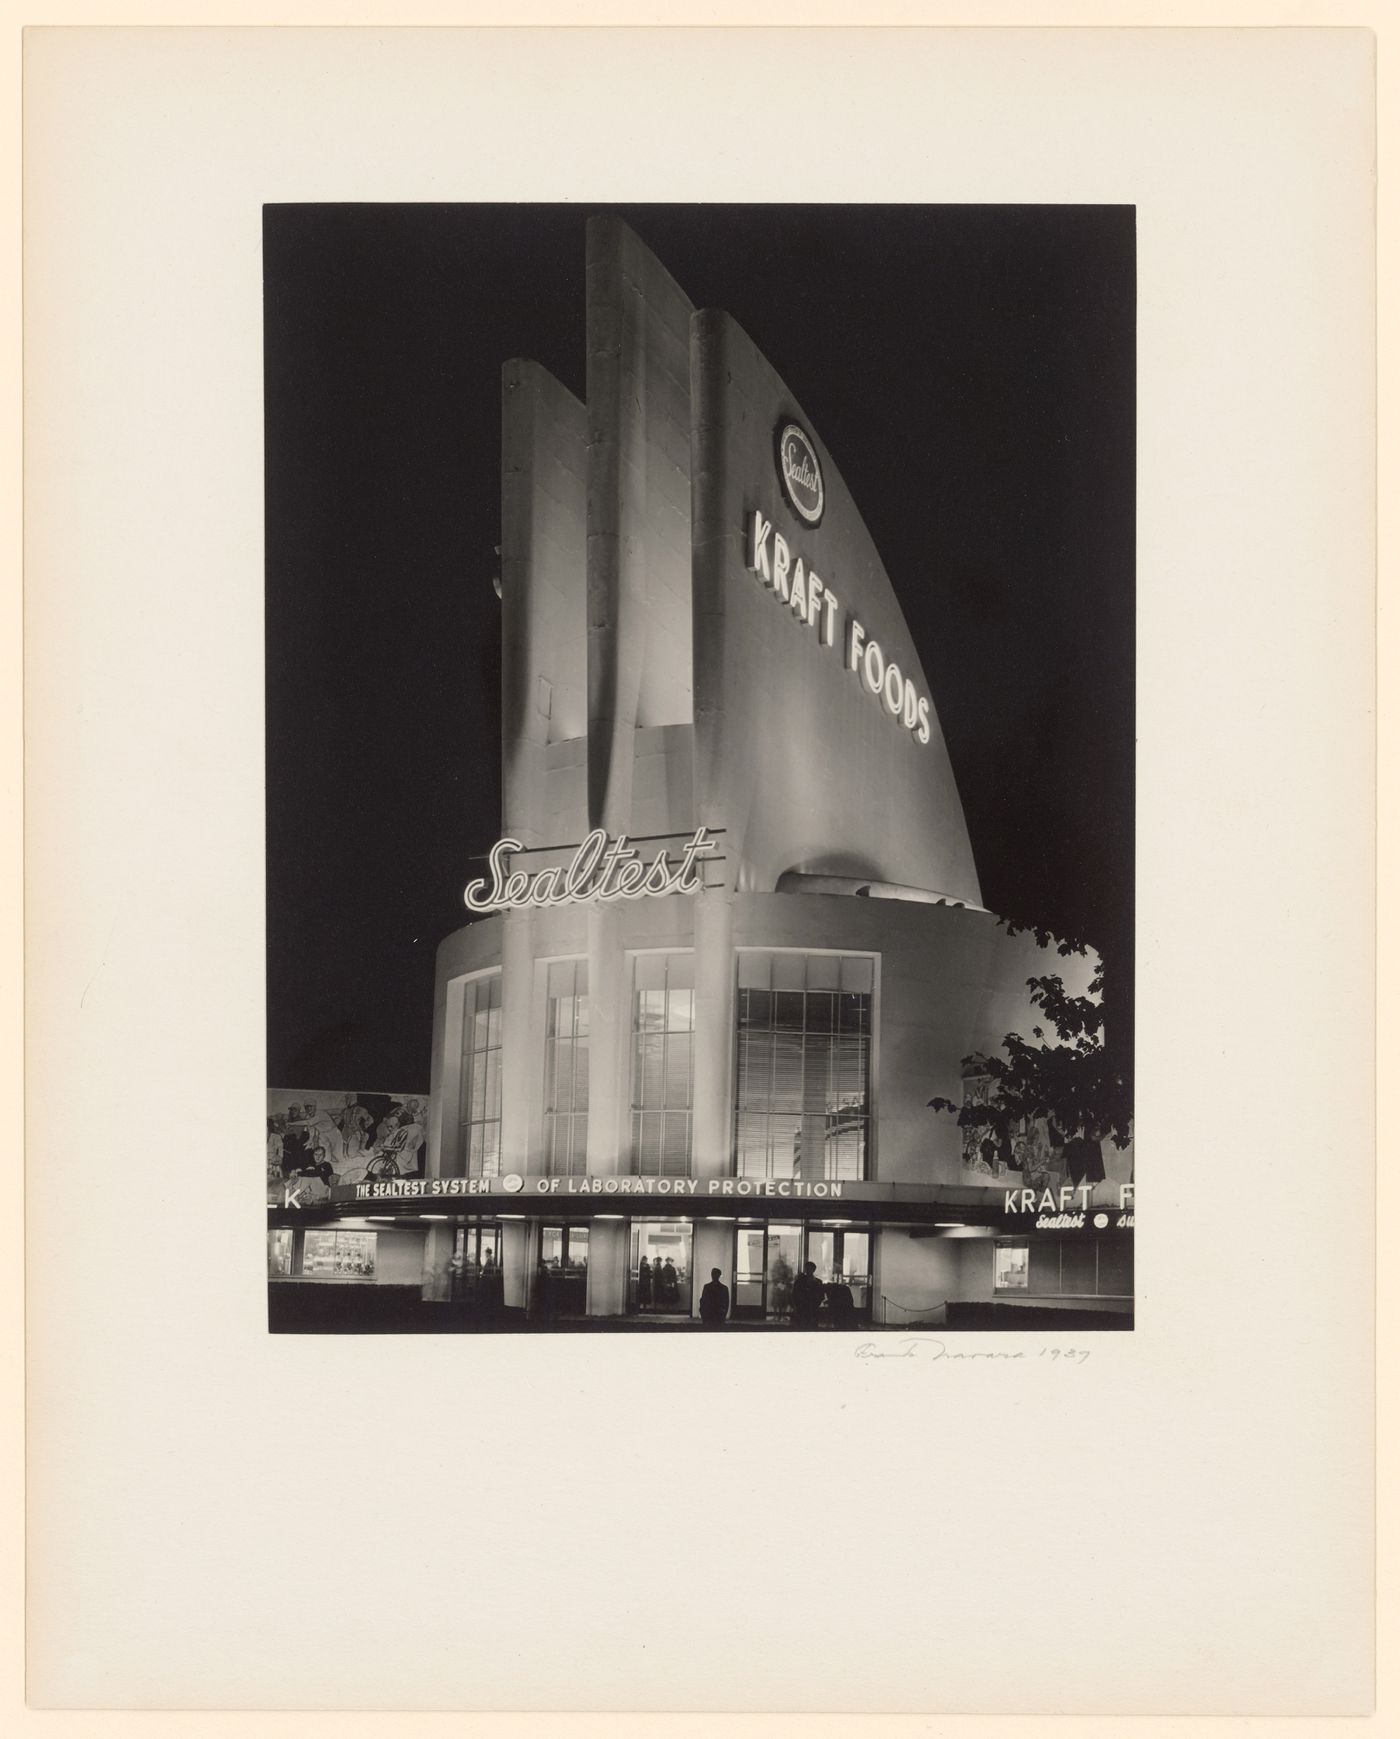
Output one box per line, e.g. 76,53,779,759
929,922,1133,1155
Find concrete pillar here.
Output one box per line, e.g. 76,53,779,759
588,1220,628,1317
585,904,628,1177
501,1221,531,1312
692,1220,733,1321
429,974,467,1180
585,904,628,1318
420,1222,455,1304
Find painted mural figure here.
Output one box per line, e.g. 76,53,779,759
266,1117,285,1181
334,1093,375,1159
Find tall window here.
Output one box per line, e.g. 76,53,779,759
544,959,589,1176
734,952,874,1180
458,972,503,1177
630,953,695,1176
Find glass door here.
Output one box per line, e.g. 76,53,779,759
451,1221,505,1312
807,1228,872,1324
731,1224,802,1320
532,1225,590,1319
628,1221,693,1315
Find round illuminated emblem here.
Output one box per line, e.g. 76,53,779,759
501,1172,525,1194
1093,1211,1109,1229
776,422,824,527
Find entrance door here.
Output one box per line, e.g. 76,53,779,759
532,1225,589,1320
451,1222,504,1312
806,1228,873,1322
733,1223,802,1320
628,1221,693,1315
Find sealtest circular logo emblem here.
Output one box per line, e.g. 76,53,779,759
501,1173,525,1194
776,422,824,527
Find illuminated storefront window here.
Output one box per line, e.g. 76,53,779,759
267,1228,294,1277
994,1238,1132,1298
628,1220,693,1314
994,1243,1029,1291
544,960,589,1176
458,971,503,1177
630,953,694,1176
734,952,873,1180
302,1228,377,1279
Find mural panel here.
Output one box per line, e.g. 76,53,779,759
266,1089,428,1207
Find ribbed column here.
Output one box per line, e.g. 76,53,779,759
584,904,626,1176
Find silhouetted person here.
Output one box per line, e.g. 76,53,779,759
792,1260,825,1328
481,1251,504,1320
637,1256,653,1311
661,1257,679,1308
825,1278,856,1330
699,1268,730,1327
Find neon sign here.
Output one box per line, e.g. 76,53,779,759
747,509,931,745
464,827,721,914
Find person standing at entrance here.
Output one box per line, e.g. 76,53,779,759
792,1260,825,1329
699,1268,730,1327
637,1256,653,1311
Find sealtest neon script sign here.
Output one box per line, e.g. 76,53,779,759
750,421,932,745
464,826,720,914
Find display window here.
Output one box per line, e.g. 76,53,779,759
994,1243,1030,1291
267,1228,294,1278
628,1220,693,1314
302,1228,377,1279
994,1236,1132,1298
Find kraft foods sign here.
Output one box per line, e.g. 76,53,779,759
751,419,931,746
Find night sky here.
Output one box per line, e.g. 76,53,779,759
264,204,1135,1091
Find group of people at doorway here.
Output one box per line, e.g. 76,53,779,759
635,1255,683,1310
697,1261,859,1329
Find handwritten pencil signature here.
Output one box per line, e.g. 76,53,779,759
854,1338,1091,1364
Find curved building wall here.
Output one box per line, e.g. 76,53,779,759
427,893,1088,1192
691,308,981,904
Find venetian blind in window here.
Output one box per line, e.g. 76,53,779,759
734,952,874,1181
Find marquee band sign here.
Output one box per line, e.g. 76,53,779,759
464,826,720,914
344,1173,851,1203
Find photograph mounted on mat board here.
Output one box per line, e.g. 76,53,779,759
265,203,1135,1335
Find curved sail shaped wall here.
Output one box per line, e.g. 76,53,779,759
691,307,981,906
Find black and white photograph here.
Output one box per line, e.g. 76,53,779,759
264,204,1136,1333
24,23,1376,1717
